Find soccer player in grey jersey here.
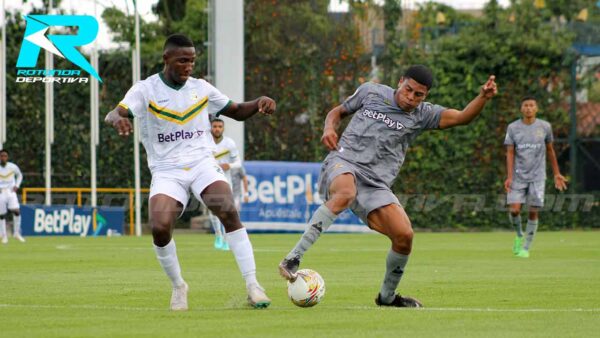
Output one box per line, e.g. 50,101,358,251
279,65,498,307
504,96,567,258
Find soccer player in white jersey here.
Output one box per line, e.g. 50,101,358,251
209,117,242,251
104,34,276,310
0,149,25,244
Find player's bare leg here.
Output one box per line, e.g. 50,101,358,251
279,173,355,281
202,181,270,308
150,194,188,311
368,204,422,308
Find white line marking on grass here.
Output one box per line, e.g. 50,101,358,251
311,306,600,313
1,303,599,313
249,248,386,253
0,303,164,312
414,307,600,313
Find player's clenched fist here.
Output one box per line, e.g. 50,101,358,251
258,96,276,115
114,117,133,137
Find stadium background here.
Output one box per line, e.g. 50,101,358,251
0,0,598,232
1,1,599,337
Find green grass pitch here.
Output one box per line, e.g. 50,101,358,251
1,231,599,337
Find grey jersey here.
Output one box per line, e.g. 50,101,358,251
326,82,445,188
504,118,553,182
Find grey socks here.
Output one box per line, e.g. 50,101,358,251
524,219,539,250
511,214,523,237
285,205,337,260
379,250,409,304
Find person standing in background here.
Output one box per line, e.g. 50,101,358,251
0,149,25,244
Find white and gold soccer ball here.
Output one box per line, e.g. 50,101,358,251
287,269,325,307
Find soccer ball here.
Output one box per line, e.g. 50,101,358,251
287,269,325,307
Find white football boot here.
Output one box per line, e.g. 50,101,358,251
170,282,189,311
247,284,271,309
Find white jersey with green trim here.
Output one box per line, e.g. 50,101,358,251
0,162,23,190
119,73,232,172
213,136,240,184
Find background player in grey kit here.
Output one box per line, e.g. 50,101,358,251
504,96,567,258
279,65,498,307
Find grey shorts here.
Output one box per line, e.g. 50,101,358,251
318,156,400,224
507,180,545,207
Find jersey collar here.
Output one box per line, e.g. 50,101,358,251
520,117,537,126
159,72,185,90
213,136,224,144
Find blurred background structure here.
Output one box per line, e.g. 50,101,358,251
0,0,598,233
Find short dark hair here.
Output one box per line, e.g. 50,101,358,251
0,149,7,155
404,65,433,89
163,34,194,52
211,117,224,124
521,95,537,104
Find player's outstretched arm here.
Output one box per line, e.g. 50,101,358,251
220,96,276,121
104,106,133,137
505,145,515,193
439,75,497,129
546,142,568,191
321,105,351,151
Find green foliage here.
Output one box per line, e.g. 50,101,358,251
545,0,600,21
243,0,370,161
390,1,595,229
589,80,600,102
4,13,44,186
2,1,596,228
101,0,208,76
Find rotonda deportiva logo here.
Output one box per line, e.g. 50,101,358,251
16,15,102,83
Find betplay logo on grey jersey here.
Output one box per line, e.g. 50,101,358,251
504,118,554,182
327,82,445,188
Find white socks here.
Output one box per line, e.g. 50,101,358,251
226,228,258,287
0,219,6,238
13,215,21,236
209,213,223,238
154,239,185,288
154,230,259,290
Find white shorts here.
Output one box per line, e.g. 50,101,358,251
0,188,20,214
149,157,229,207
